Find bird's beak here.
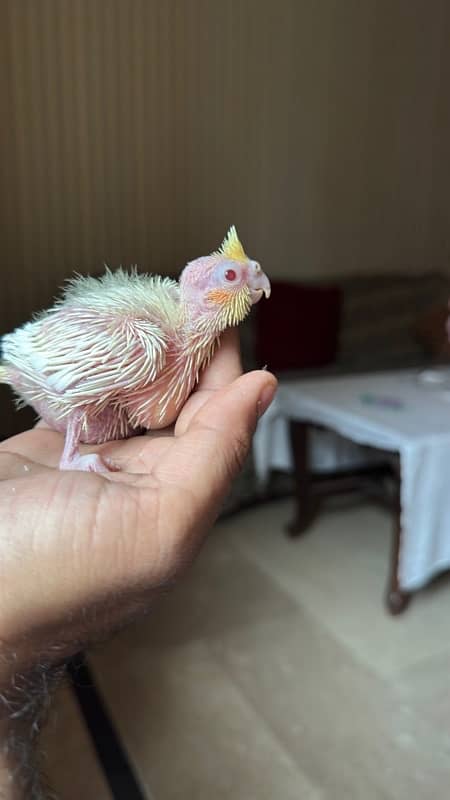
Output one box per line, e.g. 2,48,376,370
247,262,271,305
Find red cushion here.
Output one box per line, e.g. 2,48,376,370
255,281,341,371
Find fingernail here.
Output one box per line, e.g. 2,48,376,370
257,381,277,418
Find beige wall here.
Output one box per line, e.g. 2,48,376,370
1,0,450,333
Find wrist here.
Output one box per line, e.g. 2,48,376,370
0,657,66,800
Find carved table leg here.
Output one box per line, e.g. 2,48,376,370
386,466,411,615
286,420,317,536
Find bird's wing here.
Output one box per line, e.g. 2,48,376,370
3,272,182,412
3,309,171,407
50,311,170,398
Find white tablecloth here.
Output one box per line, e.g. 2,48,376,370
254,369,450,590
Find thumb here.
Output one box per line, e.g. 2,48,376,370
162,370,277,507
145,370,277,581
189,368,277,460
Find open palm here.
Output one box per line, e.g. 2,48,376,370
0,331,276,663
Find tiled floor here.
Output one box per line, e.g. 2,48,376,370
42,686,112,800
45,498,450,799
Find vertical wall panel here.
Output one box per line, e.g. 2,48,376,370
1,0,450,336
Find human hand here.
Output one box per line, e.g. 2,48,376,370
0,330,276,674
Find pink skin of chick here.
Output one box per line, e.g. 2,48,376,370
0,228,271,473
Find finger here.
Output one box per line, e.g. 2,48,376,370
0,429,64,468
176,329,244,435
0,451,53,480
97,432,175,478
157,370,277,508
174,389,214,435
130,369,276,576
196,328,242,391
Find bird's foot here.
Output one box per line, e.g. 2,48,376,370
59,452,120,473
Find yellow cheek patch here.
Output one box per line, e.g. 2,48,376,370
206,286,252,328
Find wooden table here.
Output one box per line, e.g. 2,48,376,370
287,420,409,614
253,369,450,614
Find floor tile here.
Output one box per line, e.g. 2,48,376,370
210,614,450,800
91,638,320,800
106,528,298,651
399,649,450,731
59,497,450,800
42,686,113,800
223,499,450,677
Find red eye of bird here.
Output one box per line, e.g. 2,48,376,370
225,268,237,282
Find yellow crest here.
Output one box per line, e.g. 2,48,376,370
216,226,247,262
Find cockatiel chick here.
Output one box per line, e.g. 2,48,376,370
0,227,270,473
